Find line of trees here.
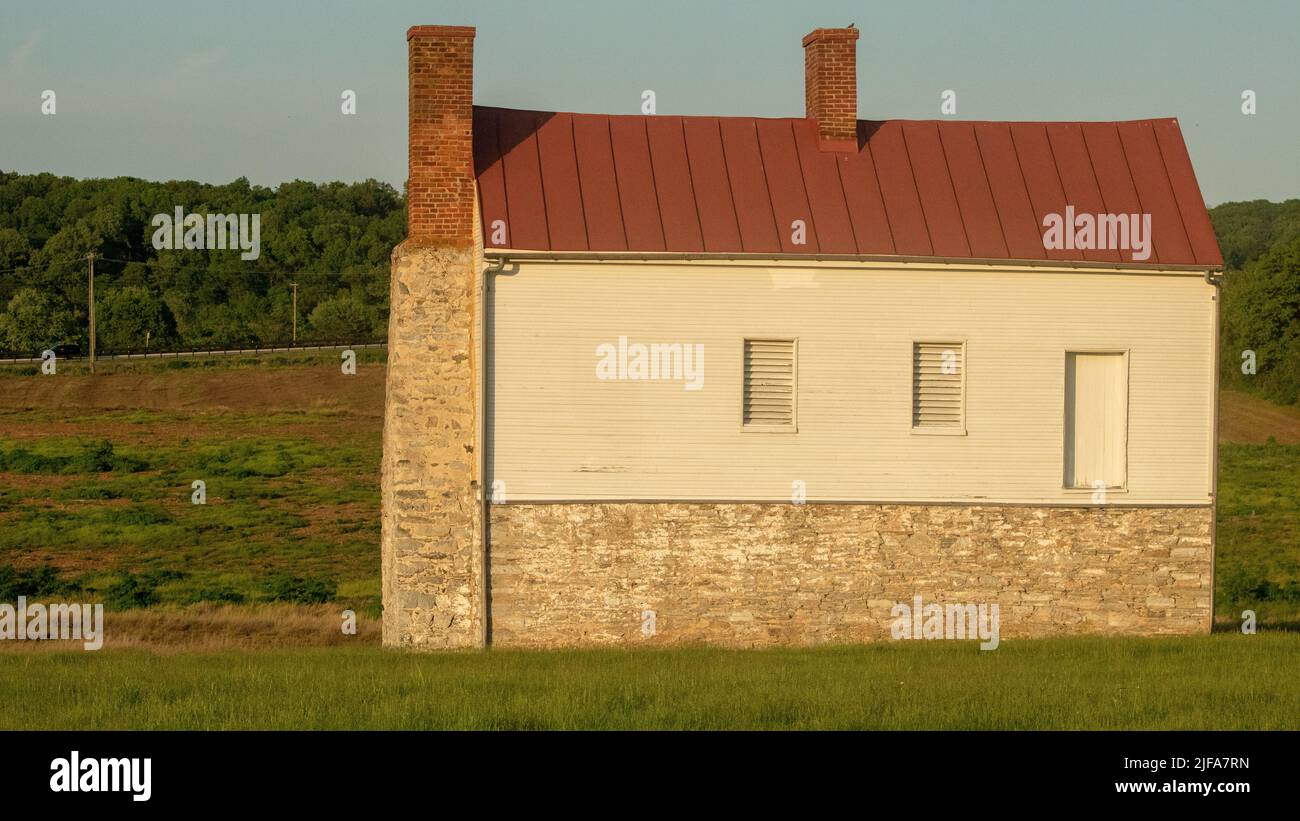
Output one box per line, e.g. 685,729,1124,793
0,171,404,354
1211,200,1300,405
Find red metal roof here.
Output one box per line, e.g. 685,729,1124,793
473,107,1223,267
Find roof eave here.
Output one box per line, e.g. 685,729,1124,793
481,248,1224,274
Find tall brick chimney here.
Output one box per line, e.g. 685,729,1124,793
406,25,476,244
383,24,484,649
803,27,860,151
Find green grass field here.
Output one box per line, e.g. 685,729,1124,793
1,636,1295,730
0,409,382,616
1216,440,1300,622
0,365,1297,729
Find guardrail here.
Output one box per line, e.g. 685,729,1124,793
0,341,387,365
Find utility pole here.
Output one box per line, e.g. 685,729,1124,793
87,252,96,373
291,282,298,344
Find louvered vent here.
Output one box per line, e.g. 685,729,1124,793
912,342,964,428
743,339,796,428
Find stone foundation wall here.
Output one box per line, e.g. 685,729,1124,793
487,503,1213,647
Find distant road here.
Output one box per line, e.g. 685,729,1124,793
0,342,386,365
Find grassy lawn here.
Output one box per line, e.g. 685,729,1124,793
0,635,1294,730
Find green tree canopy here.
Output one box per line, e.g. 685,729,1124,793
0,228,30,271
0,171,400,350
1221,234,1300,405
307,290,381,341
0,287,83,354
97,286,176,351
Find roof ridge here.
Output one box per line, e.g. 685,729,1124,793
472,106,1184,128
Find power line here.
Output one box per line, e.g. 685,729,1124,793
0,255,100,275
93,257,385,278
1,256,386,279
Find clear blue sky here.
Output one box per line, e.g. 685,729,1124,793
2,0,1296,205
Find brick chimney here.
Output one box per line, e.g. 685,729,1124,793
406,25,476,245
802,27,860,151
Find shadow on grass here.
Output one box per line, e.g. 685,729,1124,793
1212,617,1300,633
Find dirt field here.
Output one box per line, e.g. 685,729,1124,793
1219,390,1300,444
0,363,385,416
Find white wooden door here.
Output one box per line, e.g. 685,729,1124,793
1065,352,1127,489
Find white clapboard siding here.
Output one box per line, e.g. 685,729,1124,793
487,261,1214,504
744,339,796,427
912,342,964,429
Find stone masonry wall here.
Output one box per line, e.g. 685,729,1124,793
381,242,481,647
487,503,1213,647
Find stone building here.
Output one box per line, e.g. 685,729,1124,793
382,24,1223,648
